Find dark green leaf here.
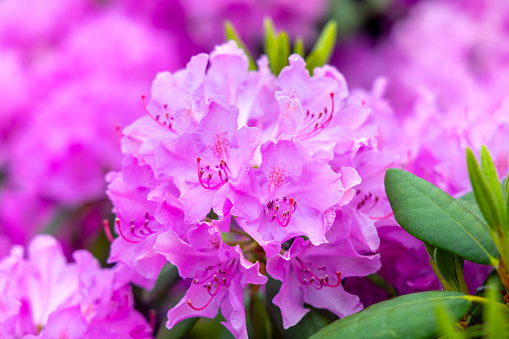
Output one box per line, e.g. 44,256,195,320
309,291,470,339
433,248,468,293
224,20,257,71
156,317,199,339
305,21,337,75
366,273,397,298
385,169,498,265
285,307,338,339
466,148,501,231
265,276,336,339
249,293,272,339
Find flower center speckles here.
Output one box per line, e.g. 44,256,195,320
209,131,229,160
268,164,287,192
187,260,236,311
266,195,297,227
110,212,158,244
293,258,341,290
356,190,379,212
296,92,335,141
197,157,231,190
141,95,177,135
355,190,394,220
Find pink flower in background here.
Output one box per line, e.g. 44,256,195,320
0,234,152,338
116,0,329,62
0,1,179,250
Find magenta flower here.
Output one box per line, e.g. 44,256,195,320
216,139,346,257
0,234,152,338
267,236,380,328
154,223,267,339
108,40,392,336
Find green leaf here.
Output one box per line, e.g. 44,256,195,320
309,291,470,339
285,307,338,339
264,18,278,75
481,146,506,228
274,31,290,75
385,169,498,265
467,269,503,326
265,276,336,339
293,37,305,57
485,280,508,339
249,294,272,339
433,249,469,294
305,20,337,75
438,324,485,339
466,148,501,231
156,317,199,339
434,304,465,339
224,20,257,71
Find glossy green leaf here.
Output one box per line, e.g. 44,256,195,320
224,21,256,71
466,148,501,230
309,291,470,339
305,20,337,75
385,169,498,265
481,146,506,228
293,37,305,57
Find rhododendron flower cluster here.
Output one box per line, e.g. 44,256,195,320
334,0,509,299
106,41,391,337
0,234,152,338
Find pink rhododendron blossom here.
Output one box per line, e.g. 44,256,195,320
267,236,380,328
154,223,266,339
107,40,403,337
0,234,152,338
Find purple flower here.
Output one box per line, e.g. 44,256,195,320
267,235,380,328
154,223,267,339
0,234,152,338
216,139,346,257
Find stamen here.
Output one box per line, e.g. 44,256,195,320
369,212,394,220
293,259,342,289
296,92,335,141
115,218,141,244
141,95,177,135
197,157,228,190
266,196,297,227
103,219,114,242
187,297,214,311
149,310,156,330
